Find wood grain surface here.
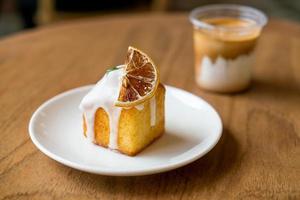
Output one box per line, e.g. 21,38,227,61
0,14,299,199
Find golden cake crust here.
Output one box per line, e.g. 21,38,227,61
83,83,165,156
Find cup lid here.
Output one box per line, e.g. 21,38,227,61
189,4,268,32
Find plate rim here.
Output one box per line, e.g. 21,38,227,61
28,85,223,176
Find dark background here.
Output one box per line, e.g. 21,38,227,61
0,0,299,38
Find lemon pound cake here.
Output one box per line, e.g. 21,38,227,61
79,47,165,156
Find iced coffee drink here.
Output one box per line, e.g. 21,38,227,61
190,5,267,93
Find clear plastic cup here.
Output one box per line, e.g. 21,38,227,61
189,4,268,93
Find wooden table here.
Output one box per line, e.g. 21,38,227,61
0,14,299,199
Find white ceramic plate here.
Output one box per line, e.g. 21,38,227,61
29,85,222,176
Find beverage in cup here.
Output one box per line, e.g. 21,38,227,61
189,4,268,93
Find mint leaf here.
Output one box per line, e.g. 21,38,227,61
106,66,119,73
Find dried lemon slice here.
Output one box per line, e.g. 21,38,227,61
115,46,159,107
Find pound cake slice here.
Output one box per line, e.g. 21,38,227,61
80,46,165,156
83,84,165,156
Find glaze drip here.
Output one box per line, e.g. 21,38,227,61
79,66,124,149
135,103,144,111
150,96,156,126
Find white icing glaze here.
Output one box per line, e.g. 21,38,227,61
150,96,156,126
135,103,144,111
79,66,123,149
197,53,254,91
